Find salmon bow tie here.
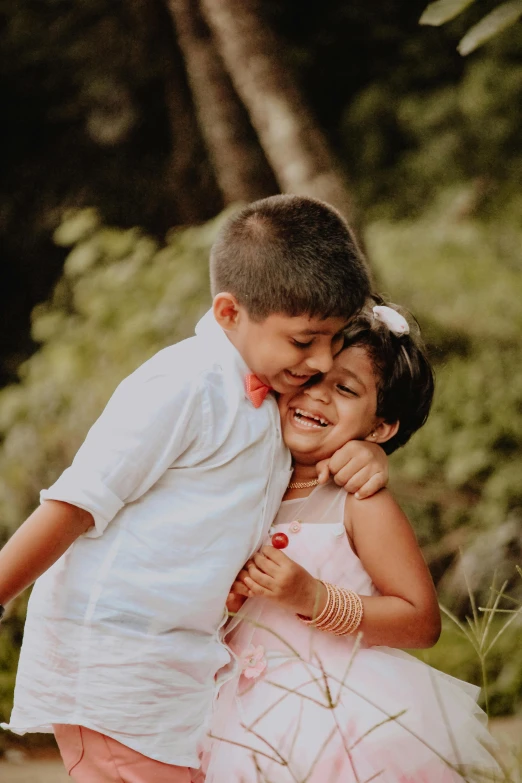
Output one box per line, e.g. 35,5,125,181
245,374,272,408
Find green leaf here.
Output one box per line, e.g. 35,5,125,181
458,0,522,54
420,0,475,26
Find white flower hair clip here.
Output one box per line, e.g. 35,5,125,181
372,305,410,336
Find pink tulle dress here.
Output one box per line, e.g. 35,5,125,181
199,483,501,783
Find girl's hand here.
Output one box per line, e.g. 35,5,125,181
239,546,326,617
225,591,247,614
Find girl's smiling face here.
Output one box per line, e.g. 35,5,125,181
278,345,395,464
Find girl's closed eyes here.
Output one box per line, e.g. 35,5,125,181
336,384,357,395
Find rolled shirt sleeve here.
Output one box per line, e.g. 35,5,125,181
41,355,208,536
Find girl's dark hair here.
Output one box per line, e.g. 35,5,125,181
343,296,434,454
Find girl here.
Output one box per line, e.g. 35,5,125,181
200,300,501,783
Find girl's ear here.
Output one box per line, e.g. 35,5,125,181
365,419,400,446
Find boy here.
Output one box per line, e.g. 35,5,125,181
0,195,387,782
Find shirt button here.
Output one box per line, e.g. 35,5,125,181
289,520,302,534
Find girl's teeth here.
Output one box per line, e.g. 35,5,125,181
299,420,320,428
294,408,329,427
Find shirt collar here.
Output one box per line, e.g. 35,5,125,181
195,309,251,377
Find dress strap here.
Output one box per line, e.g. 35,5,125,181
274,482,346,526
305,482,346,524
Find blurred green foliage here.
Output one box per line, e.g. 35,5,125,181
341,26,522,218
368,194,522,612
0,209,220,540
1,201,521,727
371,206,521,495
267,2,522,217
416,614,522,717
2,1,522,382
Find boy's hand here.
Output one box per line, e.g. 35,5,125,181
238,546,325,618
316,440,388,499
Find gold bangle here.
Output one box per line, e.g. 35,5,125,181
297,581,331,626
335,590,364,636
322,585,347,633
297,583,364,637
316,583,338,628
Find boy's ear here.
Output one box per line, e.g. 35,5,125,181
365,419,399,446
213,293,241,331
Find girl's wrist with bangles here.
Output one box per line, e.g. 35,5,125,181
296,581,364,636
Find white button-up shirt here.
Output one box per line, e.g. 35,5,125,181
2,311,291,767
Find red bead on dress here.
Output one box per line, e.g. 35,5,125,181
271,532,289,549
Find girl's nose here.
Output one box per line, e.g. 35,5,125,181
304,381,330,404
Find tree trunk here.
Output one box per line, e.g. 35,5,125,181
129,0,221,225
199,0,358,225
163,47,223,224
167,0,277,205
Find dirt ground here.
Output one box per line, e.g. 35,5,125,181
1,717,521,782
0,757,69,782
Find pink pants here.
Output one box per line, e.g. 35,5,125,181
53,724,193,783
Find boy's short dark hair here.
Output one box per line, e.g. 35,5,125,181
343,296,434,454
210,195,370,321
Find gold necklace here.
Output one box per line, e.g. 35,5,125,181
288,478,319,489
